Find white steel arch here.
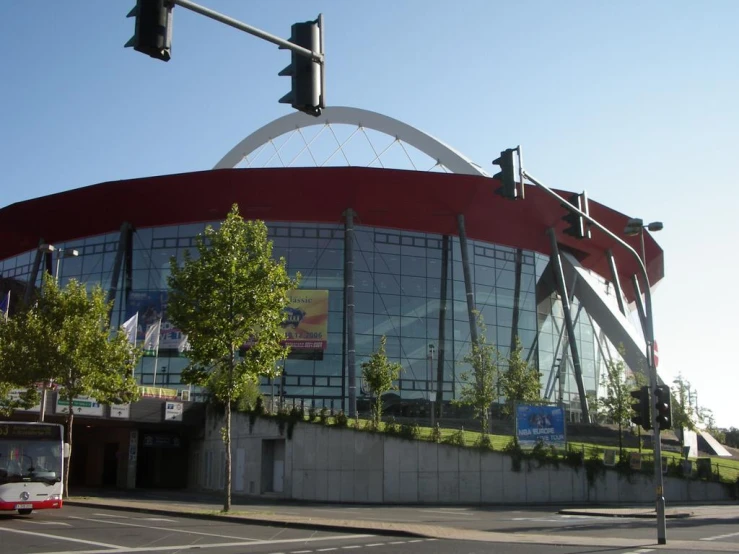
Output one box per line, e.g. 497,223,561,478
214,106,489,176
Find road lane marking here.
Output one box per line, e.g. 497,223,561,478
39,533,375,554
24,521,72,526
701,530,739,541
420,509,472,517
0,526,123,548
68,515,263,541
365,544,385,547
140,518,177,522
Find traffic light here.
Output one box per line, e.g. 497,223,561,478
493,148,519,199
125,0,174,62
630,386,651,431
279,19,324,116
562,191,591,239
654,385,672,430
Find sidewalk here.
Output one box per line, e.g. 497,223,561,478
64,490,739,552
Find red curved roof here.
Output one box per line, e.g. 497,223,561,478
0,167,663,301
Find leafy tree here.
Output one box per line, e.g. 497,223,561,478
453,313,499,437
167,205,296,512
0,307,46,416
671,374,696,447
0,275,140,493
361,335,403,428
499,335,541,418
586,390,603,424
599,353,637,458
698,407,725,443
724,427,739,449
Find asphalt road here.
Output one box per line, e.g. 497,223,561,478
0,505,709,554
70,490,739,546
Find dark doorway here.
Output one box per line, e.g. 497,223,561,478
102,443,118,487
69,443,88,489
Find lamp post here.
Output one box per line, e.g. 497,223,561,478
428,343,435,427
624,218,663,264
37,244,79,423
521,170,667,544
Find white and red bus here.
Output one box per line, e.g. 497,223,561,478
0,422,65,515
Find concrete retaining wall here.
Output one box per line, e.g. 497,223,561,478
189,413,732,504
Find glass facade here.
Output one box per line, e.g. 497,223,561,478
0,219,630,418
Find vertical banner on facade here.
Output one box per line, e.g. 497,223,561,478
515,404,566,449
280,290,329,351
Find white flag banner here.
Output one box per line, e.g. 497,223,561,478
121,313,138,345
143,319,161,356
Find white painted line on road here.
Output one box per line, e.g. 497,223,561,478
316,549,337,552
420,509,472,517
365,543,385,547
407,539,423,543
291,551,313,553
68,515,263,541
23,521,72,526
341,547,362,550
388,541,406,545
39,534,375,554
140,517,177,522
0,526,123,549
701,530,739,541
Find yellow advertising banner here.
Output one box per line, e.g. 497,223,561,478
280,290,328,351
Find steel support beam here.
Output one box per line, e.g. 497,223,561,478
456,214,479,347
548,228,590,422
343,208,357,417
607,249,626,316
107,222,132,325
23,240,45,306
435,235,450,417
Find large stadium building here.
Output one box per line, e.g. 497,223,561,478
0,107,664,489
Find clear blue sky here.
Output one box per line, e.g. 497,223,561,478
2,1,737,427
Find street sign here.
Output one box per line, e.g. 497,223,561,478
110,404,131,419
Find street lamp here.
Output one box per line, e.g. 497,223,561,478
37,244,79,422
624,219,663,263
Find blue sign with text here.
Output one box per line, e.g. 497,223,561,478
515,404,566,449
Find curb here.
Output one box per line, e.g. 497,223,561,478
64,500,425,538
558,509,693,519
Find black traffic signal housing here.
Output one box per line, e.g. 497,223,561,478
654,385,672,430
279,19,324,116
630,386,651,431
493,148,519,199
125,0,173,62
562,191,591,239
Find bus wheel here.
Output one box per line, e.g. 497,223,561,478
17,509,32,515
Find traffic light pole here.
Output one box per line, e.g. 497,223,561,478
522,170,667,545
170,0,325,63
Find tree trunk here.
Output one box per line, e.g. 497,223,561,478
223,348,234,513
64,409,73,498
224,395,232,512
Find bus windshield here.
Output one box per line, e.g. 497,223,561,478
0,438,63,485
